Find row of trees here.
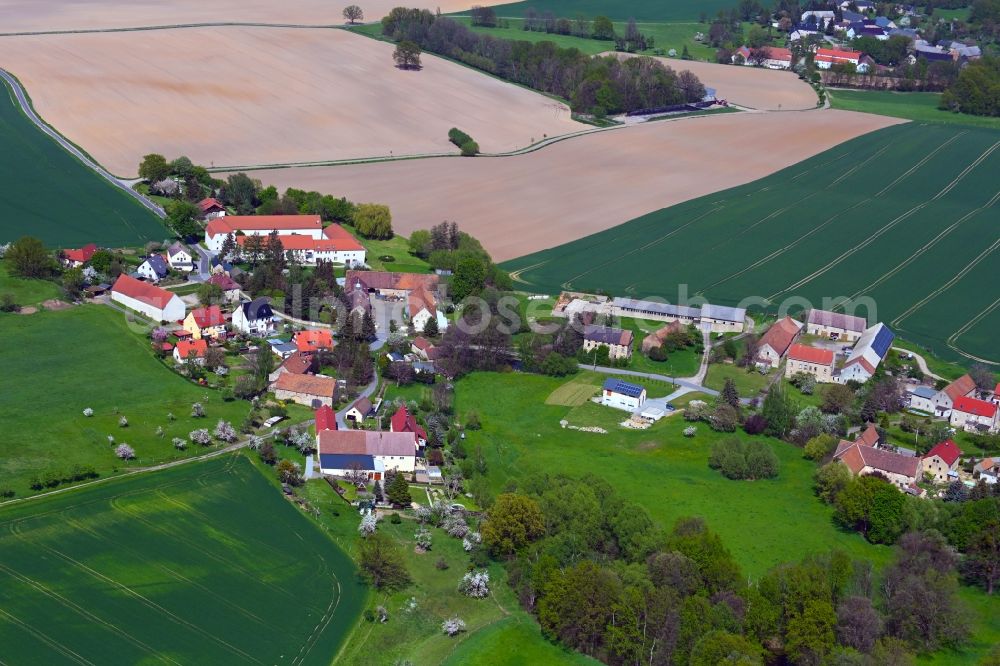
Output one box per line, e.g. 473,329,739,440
940,56,1000,116
407,221,511,298
478,474,975,664
380,8,706,116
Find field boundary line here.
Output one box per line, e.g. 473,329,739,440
702,132,962,295
832,188,1000,308
946,295,1000,365
770,138,1000,300
0,606,94,666
0,556,173,663
8,520,266,664
891,237,1000,328
0,22,346,37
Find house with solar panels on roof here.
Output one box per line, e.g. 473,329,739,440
835,323,894,384
601,378,647,412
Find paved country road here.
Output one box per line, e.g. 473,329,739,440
0,67,165,218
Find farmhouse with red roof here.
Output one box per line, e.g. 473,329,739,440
183,306,227,340
234,224,365,267
785,344,836,382
294,329,334,354
111,274,185,322
922,440,962,483
756,316,802,369
62,243,98,267
205,214,323,253
930,374,977,418
834,435,921,488
198,197,226,220
390,405,427,445
173,338,208,365
950,396,999,434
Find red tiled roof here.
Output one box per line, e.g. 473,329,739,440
206,215,323,238
413,336,432,351
278,351,313,375
923,439,961,466
207,273,240,291
816,47,861,62
234,227,363,253
835,440,920,478
857,424,880,447
294,329,334,353
758,316,800,357
408,286,437,317
191,305,225,328
953,395,997,418
315,404,337,432
198,197,225,213
788,343,834,365
111,274,178,309
176,338,207,359
346,270,439,292
763,46,792,60
321,224,365,251
274,372,336,398
944,374,976,402
64,243,98,263
390,405,427,440
319,430,417,457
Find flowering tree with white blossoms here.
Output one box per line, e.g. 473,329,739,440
358,513,378,536
189,429,212,446
415,527,433,551
191,402,205,418
442,514,469,538
82,408,94,417
441,617,466,636
458,570,490,598
115,444,135,460
462,531,482,552
118,415,129,428
214,420,237,443
172,437,187,450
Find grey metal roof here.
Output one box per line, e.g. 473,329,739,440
909,386,937,399
612,297,700,319
701,303,746,323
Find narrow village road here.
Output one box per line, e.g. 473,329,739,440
0,68,165,218
894,346,944,381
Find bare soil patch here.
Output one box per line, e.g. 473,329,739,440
240,110,904,262
41,299,72,310
0,27,584,176
0,0,498,32
645,57,819,111
16,306,37,315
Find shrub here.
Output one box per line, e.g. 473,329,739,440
743,413,768,435
460,140,480,156
191,402,205,418
172,437,187,450
709,437,779,480
82,407,94,417
118,416,129,428
435,556,449,570
683,426,697,437
448,128,473,147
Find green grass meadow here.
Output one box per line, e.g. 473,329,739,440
455,372,891,578
504,122,1000,366
0,305,251,498
0,454,365,664
0,78,167,248
483,0,734,22
829,89,1000,130
0,265,60,306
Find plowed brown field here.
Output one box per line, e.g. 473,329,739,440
234,110,905,262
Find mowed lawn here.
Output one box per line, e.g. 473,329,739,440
0,265,60,306
0,454,365,664
829,89,1000,130
455,372,891,578
503,123,1000,365
0,305,251,497
0,79,166,248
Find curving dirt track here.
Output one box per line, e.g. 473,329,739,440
0,27,585,176
233,110,905,262
0,0,497,33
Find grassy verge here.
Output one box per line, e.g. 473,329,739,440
704,361,771,396
0,265,61,306
828,89,1000,130
0,305,252,498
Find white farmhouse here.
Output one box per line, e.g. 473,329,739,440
111,274,185,322
601,378,647,411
